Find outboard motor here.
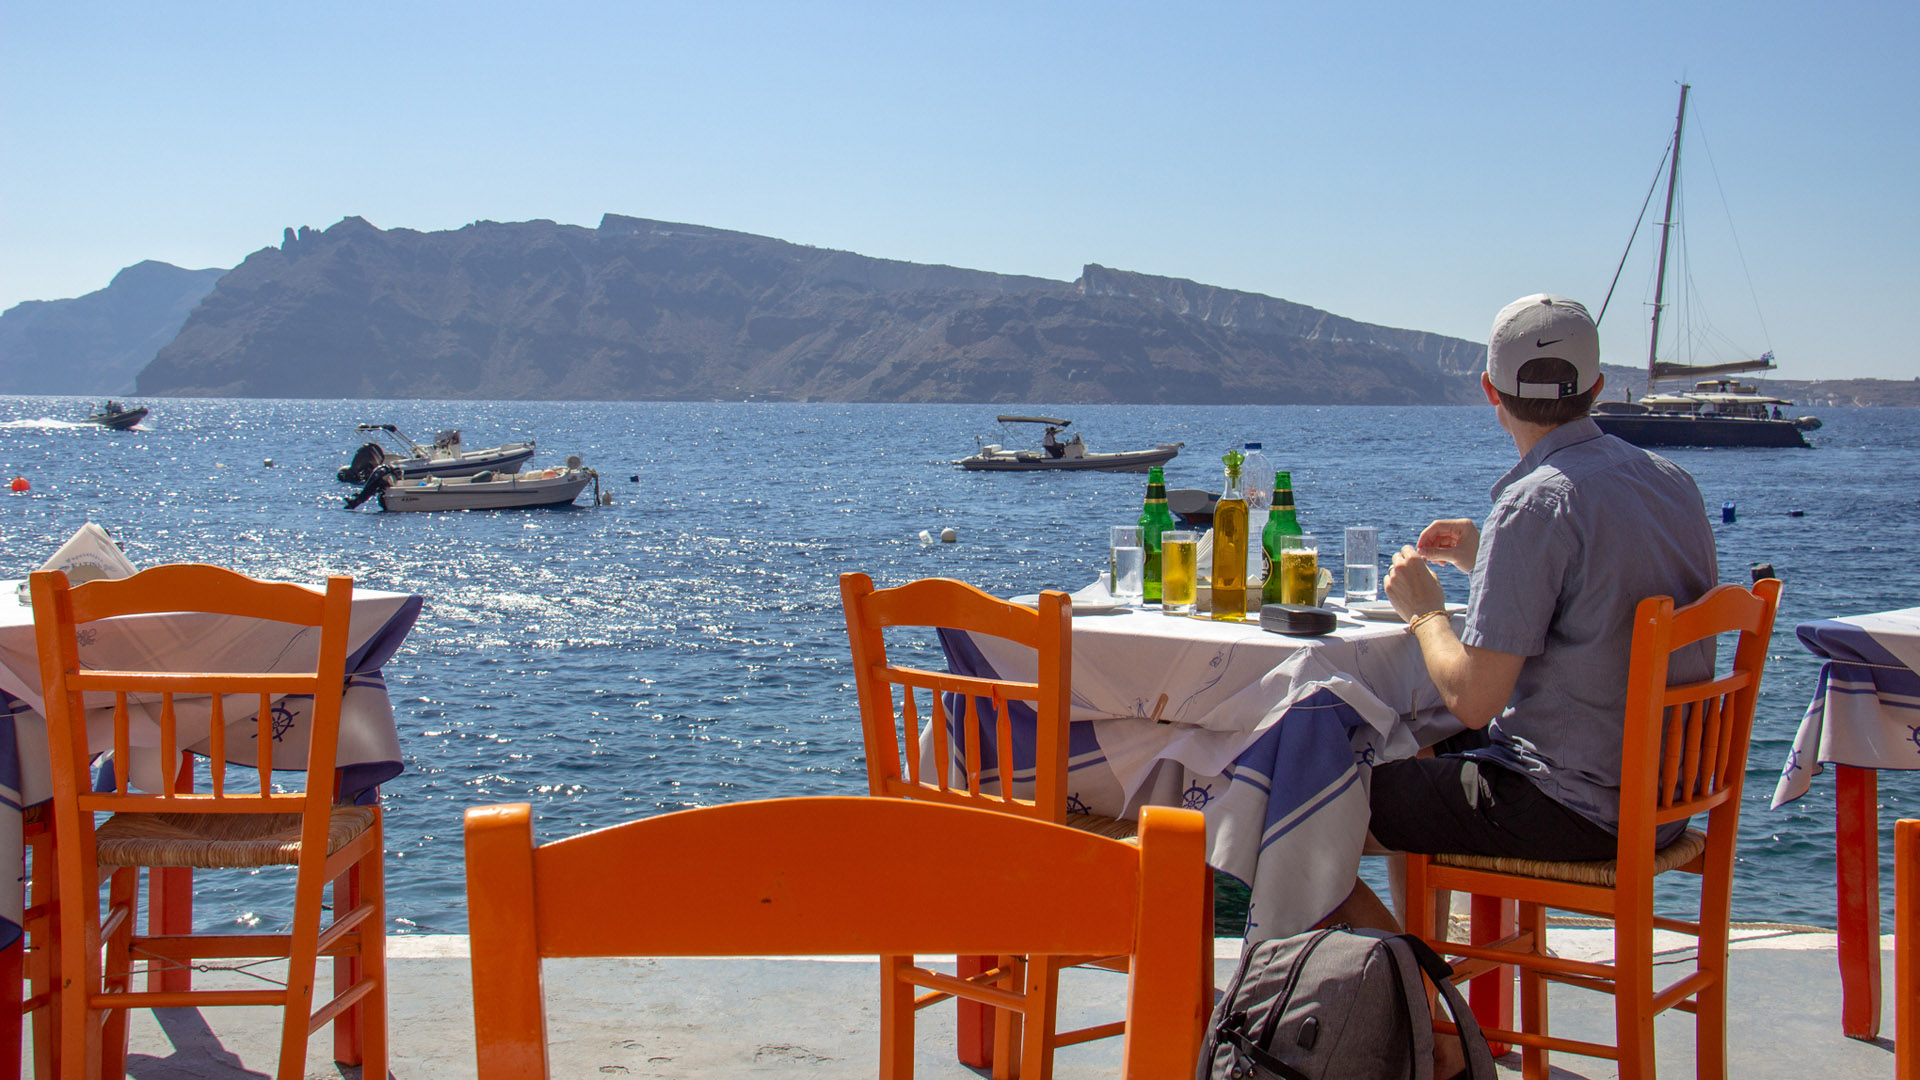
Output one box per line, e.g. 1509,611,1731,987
343,464,400,510
337,442,387,484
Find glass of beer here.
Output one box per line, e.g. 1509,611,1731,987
1161,531,1198,615
1279,534,1320,606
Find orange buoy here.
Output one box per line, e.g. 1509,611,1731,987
8,476,27,493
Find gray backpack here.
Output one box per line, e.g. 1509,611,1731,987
1199,926,1497,1080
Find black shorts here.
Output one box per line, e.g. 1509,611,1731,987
1368,754,1619,862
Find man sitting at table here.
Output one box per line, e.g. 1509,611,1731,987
1331,293,1718,931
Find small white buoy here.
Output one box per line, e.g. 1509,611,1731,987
940,527,958,543
918,529,934,543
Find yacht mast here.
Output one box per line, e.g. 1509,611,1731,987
1645,83,1689,389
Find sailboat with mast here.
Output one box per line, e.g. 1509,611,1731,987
1591,83,1820,449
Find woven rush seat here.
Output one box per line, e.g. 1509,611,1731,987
1067,812,1139,842
95,806,378,869
1433,827,1708,888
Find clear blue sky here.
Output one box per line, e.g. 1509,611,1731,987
5,0,1915,380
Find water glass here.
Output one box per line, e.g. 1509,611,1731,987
1109,526,1141,592
1278,534,1319,606
1344,526,1380,603
1111,545,1146,606
1161,531,1197,615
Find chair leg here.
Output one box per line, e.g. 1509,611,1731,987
1199,867,1216,1065
1405,856,1434,939
101,869,137,1080
332,864,364,1065
2,933,21,1080
27,916,54,1080
146,757,196,995
357,842,388,1080
878,955,916,1080
1518,902,1549,1080
276,859,330,1080
25,828,58,1080
1469,894,1515,1060
1018,954,1061,1080
993,954,1027,1080
1695,840,1736,1080
1615,894,1658,1080
55,844,96,1080
954,954,995,1067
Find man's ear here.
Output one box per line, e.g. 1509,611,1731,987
1591,373,1606,399
1481,372,1501,405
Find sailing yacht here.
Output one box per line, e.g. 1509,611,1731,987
1590,84,1820,449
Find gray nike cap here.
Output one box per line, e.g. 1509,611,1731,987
1487,293,1601,399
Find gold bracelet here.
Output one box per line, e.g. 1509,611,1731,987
1405,610,1451,635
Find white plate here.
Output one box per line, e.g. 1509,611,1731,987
1347,601,1467,622
1010,594,1132,615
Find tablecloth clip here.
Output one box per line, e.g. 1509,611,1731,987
1150,693,1170,724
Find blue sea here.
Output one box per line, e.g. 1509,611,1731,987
1,398,1916,934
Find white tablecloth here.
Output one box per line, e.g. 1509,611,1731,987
0,582,423,948
1773,607,1920,807
941,606,1457,941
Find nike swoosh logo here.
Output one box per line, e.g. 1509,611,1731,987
1536,337,1562,348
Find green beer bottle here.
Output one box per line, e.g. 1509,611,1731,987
1137,465,1177,603
1261,471,1304,605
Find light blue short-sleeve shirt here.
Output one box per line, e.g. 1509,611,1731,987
1461,418,1718,833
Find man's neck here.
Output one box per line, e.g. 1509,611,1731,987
1506,418,1561,459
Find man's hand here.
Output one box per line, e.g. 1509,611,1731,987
1384,546,1447,622
1415,518,1481,572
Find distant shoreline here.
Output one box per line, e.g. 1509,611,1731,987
5,392,1917,408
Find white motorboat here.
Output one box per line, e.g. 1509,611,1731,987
336,424,537,482
87,401,148,430
958,415,1183,473
345,460,599,512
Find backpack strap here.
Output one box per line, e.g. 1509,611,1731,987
1215,1021,1315,1080
1395,935,1498,1080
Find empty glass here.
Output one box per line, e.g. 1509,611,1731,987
1109,526,1141,593
1344,526,1380,603
1112,544,1146,606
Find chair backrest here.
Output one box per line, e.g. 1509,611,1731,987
464,796,1207,1080
30,564,354,848
840,573,1072,821
1617,578,1781,853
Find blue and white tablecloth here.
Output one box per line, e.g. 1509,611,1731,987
940,607,1459,941
0,583,424,949
1774,607,1920,807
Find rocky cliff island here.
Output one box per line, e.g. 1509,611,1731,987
0,261,225,394
137,215,1494,403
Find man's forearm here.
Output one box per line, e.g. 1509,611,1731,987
1409,617,1522,729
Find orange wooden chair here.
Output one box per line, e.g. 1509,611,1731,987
1898,817,1919,1080
1405,578,1781,1080
464,796,1209,1080
842,572,1190,1079
30,565,387,1080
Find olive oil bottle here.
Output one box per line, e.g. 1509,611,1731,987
1210,450,1248,621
